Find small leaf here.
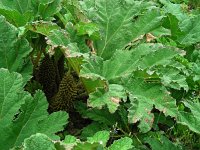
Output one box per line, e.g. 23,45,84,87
108,137,133,150
89,84,126,113
75,22,100,39
23,133,56,150
64,135,77,144
87,131,110,146
74,142,103,150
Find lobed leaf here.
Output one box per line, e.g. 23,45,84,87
93,0,163,59
123,76,178,133
81,44,180,113
81,44,180,83
0,89,68,149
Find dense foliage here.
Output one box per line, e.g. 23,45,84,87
0,0,200,149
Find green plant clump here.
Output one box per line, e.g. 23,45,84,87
0,0,200,149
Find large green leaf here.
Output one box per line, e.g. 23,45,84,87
0,16,32,82
0,90,68,149
79,0,96,19
81,44,180,83
80,44,180,113
93,0,163,59
0,69,27,126
65,23,91,53
122,76,178,133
